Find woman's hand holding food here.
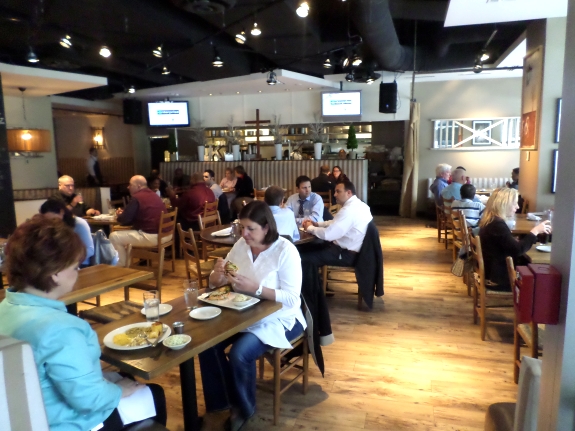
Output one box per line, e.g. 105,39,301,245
531,220,552,236
209,258,228,287
226,271,258,294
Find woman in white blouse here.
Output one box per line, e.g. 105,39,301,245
199,200,306,431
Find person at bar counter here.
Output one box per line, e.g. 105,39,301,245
429,163,451,206
220,167,237,190
172,167,190,194
148,169,167,197
40,199,95,268
265,186,300,241
166,172,216,232
148,177,163,198
200,201,305,431
506,167,520,190
109,175,166,266
285,175,324,225
0,216,167,431
479,188,551,291
328,165,348,184
204,169,223,199
86,147,103,186
53,175,100,217
311,164,335,195
230,165,254,216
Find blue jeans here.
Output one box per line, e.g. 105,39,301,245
199,320,304,419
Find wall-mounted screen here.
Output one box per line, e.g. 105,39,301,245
321,91,361,117
552,149,558,193
148,101,190,127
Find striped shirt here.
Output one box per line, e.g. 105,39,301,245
452,199,485,227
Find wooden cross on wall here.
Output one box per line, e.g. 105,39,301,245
245,109,270,159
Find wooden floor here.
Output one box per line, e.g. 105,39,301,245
85,216,518,431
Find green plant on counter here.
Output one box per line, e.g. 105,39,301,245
346,124,358,150
167,130,178,153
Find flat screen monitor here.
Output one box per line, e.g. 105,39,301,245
321,91,361,118
147,101,190,127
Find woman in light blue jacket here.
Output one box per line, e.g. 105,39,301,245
0,216,166,431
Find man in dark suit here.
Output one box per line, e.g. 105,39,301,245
310,165,334,195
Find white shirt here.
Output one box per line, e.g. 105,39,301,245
207,181,223,199
307,195,372,252
221,237,306,349
87,155,97,177
285,192,324,224
269,206,300,241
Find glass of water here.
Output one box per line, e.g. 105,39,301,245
184,280,198,310
143,291,160,322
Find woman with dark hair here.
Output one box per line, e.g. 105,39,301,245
0,216,167,431
40,198,94,268
329,165,348,184
231,165,255,216
199,200,305,430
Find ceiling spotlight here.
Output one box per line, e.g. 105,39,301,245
161,65,170,75
251,22,261,36
153,45,163,58
351,52,362,67
296,1,309,17
99,45,111,58
342,56,350,68
59,35,72,48
480,50,490,62
235,30,246,44
266,71,278,85
473,59,483,74
212,48,224,67
27,47,39,63
366,75,375,85
345,71,355,82
323,57,332,68
128,86,136,94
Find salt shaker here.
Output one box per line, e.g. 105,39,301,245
173,322,184,334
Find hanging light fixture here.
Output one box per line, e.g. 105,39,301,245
153,45,163,58
351,51,362,67
27,47,39,63
99,45,111,57
342,55,350,68
323,57,332,68
366,75,375,85
266,71,278,85
162,65,170,75
7,88,51,154
345,71,355,82
235,30,246,44
212,48,224,67
128,85,136,93
480,49,490,62
296,1,309,17
251,22,261,36
473,59,483,74
59,35,72,48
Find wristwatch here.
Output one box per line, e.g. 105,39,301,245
255,283,264,297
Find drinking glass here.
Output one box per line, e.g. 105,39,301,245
184,280,198,310
108,208,116,216
143,291,160,322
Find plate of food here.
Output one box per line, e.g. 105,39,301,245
103,322,171,351
140,303,173,316
536,245,552,253
199,286,259,310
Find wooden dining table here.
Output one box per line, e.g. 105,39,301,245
525,244,552,264
96,295,282,431
511,214,540,235
83,216,121,227
200,223,317,247
0,265,153,313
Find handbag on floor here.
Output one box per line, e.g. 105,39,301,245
451,252,473,277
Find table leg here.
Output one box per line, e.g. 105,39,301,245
180,357,200,431
66,303,78,315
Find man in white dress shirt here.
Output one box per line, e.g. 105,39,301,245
301,179,372,269
264,186,300,241
285,176,324,225
203,169,223,199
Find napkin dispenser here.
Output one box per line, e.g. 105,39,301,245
514,264,561,324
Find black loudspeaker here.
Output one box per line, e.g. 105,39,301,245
379,82,397,114
123,99,143,125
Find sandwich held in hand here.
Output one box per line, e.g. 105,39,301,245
225,261,239,274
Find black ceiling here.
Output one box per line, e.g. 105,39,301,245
0,0,528,100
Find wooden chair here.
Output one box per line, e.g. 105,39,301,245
316,191,331,208
435,204,451,248
521,199,530,214
80,246,166,323
122,195,131,207
107,198,124,209
134,209,178,272
468,232,513,340
203,200,219,218
198,212,231,260
328,204,341,216
254,188,266,201
178,223,216,289
450,209,467,262
507,256,543,384
258,325,309,425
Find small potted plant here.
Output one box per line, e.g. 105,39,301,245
271,115,287,160
226,116,242,161
346,124,358,159
309,113,326,160
190,120,206,161
167,129,178,161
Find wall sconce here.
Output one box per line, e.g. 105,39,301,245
7,129,52,157
92,127,105,149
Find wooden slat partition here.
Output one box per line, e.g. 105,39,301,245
160,160,368,202
57,157,135,186
12,187,100,211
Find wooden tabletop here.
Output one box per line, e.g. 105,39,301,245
96,295,282,380
525,244,551,264
511,214,539,235
200,224,317,247
83,216,120,226
0,265,153,304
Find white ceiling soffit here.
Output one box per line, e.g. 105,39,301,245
126,69,340,100
444,0,567,27
0,62,107,97
496,38,527,68
403,68,522,83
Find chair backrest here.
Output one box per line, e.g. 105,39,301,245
0,336,50,431
177,223,203,283
198,211,221,230
506,256,517,291
521,199,530,214
443,197,454,215
514,356,542,431
254,188,266,201
468,230,485,288
126,246,165,294
316,191,331,208
157,209,178,245
122,195,131,207
329,204,341,215
451,209,467,245
203,200,219,218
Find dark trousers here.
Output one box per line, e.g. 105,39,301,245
101,383,167,431
298,241,358,269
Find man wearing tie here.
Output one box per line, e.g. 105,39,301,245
285,175,324,226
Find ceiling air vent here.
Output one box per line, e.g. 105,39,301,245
171,0,236,14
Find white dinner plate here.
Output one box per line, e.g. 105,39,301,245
140,303,173,316
536,245,552,253
189,306,222,320
103,323,171,351
211,227,232,237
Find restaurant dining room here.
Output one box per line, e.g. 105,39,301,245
1,1,575,431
